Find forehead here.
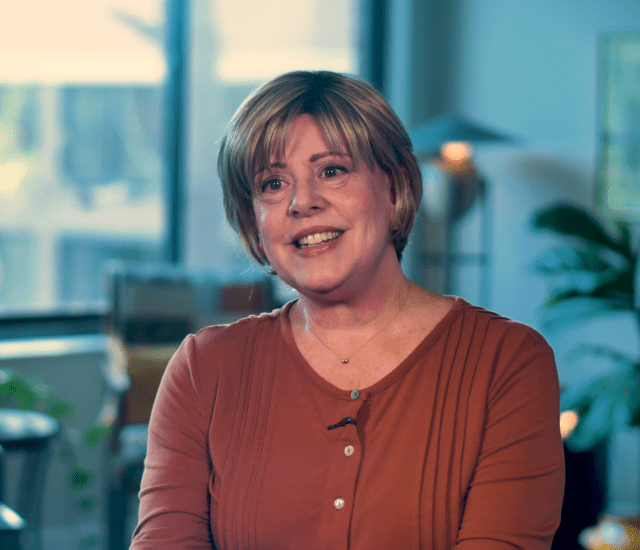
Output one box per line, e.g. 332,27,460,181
271,114,345,160
251,113,354,176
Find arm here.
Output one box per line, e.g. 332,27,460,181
130,334,216,549
456,328,565,550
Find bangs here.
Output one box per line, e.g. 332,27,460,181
245,94,376,193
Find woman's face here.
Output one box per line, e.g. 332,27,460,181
252,114,398,299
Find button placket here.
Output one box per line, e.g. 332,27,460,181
324,392,365,519
339,392,361,460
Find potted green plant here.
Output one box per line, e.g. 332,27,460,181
0,368,112,548
530,203,638,452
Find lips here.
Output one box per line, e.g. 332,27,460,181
295,231,343,248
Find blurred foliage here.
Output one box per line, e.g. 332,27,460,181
0,368,73,418
83,424,112,447
560,347,640,451
69,465,94,491
0,367,110,513
531,203,638,452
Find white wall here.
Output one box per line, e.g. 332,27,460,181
457,0,640,149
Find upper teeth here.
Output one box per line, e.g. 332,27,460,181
297,231,341,247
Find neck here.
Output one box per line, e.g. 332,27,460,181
296,264,411,333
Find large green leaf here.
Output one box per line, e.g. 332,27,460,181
561,347,640,451
533,246,609,274
531,204,628,255
547,279,634,305
540,296,633,331
531,202,640,451
531,244,630,298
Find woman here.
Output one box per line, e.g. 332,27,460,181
131,71,564,549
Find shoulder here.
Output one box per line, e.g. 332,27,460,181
160,304,288,399
183,304,288,376
190,305,286,356
443,299,556,392
456,300,558,400
412,291,549,353
455,299,551,350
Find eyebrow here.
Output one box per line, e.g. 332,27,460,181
308,151,351,163
254,151,351,178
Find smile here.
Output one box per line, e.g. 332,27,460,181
296,231,343,248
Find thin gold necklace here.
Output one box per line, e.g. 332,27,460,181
305,285,411,365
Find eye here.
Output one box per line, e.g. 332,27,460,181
322,165,346,178
261,178,283,192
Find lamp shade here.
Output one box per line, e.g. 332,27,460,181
410,114,516,158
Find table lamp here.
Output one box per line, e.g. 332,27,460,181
408,114,515,305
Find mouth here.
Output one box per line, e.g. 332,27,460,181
295,231,343,249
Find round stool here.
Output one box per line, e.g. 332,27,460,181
0,409,60,550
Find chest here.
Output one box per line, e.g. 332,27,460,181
297,325,433,390
208,343,488,550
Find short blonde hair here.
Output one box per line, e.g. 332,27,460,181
217,70,422,267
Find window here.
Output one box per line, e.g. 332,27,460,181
0,0,360,312
0,0,166,311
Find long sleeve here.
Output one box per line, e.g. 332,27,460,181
455,325,565,549
131,334,217,549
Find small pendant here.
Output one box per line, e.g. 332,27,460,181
342,359,349,364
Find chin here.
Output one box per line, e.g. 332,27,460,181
273,267,343,297
291,279,343,297
294,273,362,301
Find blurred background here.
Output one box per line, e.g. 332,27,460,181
0,0,639,548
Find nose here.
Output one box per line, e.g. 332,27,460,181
288,179,326,217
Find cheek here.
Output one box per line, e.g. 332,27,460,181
375,187,396,227
371,171,396,223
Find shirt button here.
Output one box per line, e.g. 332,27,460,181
344,445,355,456
350,389,360,400
334,498,345,509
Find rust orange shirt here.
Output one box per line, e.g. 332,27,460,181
132,298,564,549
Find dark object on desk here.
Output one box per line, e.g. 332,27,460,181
0,410,59,550
551,444,606,550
